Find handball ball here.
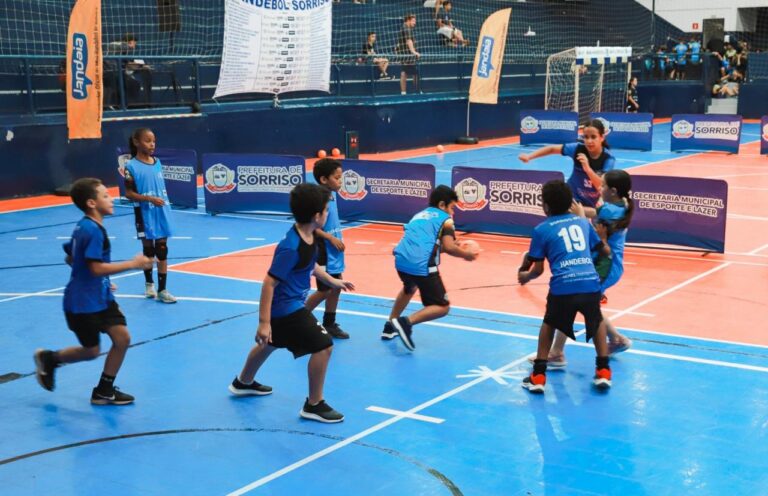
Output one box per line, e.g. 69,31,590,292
317,150,327,158
331,148,341,157
460,239,481,254
436,144,444,153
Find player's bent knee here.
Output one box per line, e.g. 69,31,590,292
154,241,168,261
142,244,156,259
84,346,101,359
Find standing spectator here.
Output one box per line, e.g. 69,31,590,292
672,38,688,80
626,77,639,112
735,41,748,81
396,14,421,95
688,36,702,79
362,32,392,79
435,1,468,47
120,33,153,106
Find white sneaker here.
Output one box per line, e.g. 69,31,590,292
144,283,157,299
157,289,177,304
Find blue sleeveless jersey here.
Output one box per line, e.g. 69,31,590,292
321,191,345,274
268,226,319,318
561,143,615,208
63,217,115,313
394,207,452,276
125,157,173,239
596,201,628,291
528,213,603,295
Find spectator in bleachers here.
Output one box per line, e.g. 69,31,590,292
688,36,702,79
653,46,671,80
626,77,639,112
120,33,153,106
396,14,421,95
735,41,748,81
435,1,468,47
362,32,392,80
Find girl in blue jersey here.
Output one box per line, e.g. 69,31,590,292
383,185,479,351
519,119,615,209
124,127,176,303
534,170,634,369
34,178,152,405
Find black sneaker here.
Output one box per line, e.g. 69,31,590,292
91,387,135,405
381,320,397,340
391,317,415,351
228,377,273,396
300,398,344,423
325,323,350,339
34,349,57,391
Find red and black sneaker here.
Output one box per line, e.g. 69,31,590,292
522,372,546,393
600,294,608,305
593,367,612,389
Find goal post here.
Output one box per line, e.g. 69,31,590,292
545,47,632,124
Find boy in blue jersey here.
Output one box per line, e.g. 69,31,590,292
229,184,355,423
33,178,152,405
518,180,612,393
305,159,349,339
384,185,479,351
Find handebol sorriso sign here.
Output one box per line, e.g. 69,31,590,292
670,114,742,153
451,167,564,237
519,110,579,145
337,159,435,224
202,154,305,214
590,112,653,151
761,115,768,155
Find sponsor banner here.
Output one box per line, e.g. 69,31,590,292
214,0,332,98
627,175,727,253
468,8,511,105
337,160,435,224
116,148,198,209
202,154,305,213
519,110,579,145
66,0,102,139
670,114,742,153
575,46,632,65
761,116,768,155
591,112,653,151
452,167,565,236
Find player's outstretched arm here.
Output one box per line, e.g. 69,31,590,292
518,260,544,285
519,144,563,164
87,254,152,277
442,234,478,261
313,264,355,291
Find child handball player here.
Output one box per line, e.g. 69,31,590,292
383,185,480,351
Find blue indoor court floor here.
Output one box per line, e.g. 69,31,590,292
1,122,767,495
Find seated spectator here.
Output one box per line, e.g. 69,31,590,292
120,33,153,106
362,32,392,79
435,1,468,47
735,41,748,81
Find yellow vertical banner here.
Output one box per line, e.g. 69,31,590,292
469,8,511,105
66,0,102,139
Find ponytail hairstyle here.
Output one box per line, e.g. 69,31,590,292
128,127,152,158
584,118,610,149
603,169,633,231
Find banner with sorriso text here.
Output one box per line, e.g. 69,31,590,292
337,160,435,224
519,110,579,145
591,112,653,151
670,114,742,153
202,154,305,214
214,0,332,98
627,175,728,253
452,167,564,237
116,148,198,209
761,116,768,155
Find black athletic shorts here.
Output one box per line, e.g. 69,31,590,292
65,301,127,348
270,308,333,358
397,270,449,307
400,60,417,75
543,291,603,342
316,272,343,292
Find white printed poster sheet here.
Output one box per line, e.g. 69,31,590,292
214,0,332,98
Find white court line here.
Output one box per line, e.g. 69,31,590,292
354,241,375,245
365,406,445,424
246,237,265,241
172,236,193,240
225,354,532,496
500,250,521,255
209,237,229,240
728,213,768,222
56,236,69,240
15,237,37,240
730,187,768,191
748,243,768,256
707,172,768,179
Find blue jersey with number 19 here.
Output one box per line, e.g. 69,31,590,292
527,213,603,295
